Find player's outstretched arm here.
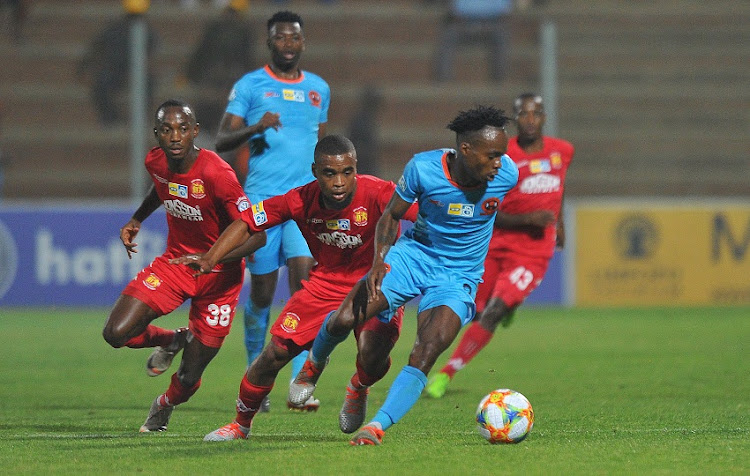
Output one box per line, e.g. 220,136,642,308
121,186,161,259
219,230,267,263
169,219,253,274
366,193,412,302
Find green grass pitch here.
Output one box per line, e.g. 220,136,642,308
1,306,748,474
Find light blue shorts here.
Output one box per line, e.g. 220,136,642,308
379,238,477,325
246,220,312,275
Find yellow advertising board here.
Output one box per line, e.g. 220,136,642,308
573,201,750,306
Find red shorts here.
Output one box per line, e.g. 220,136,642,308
475,252,550,313
122,255,243,348
270,286,403,352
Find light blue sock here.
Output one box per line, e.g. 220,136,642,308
243,300,270,366
290,350,309,383
309,311,349,365
372,366,427,431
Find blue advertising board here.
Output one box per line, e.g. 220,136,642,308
0,205,564,307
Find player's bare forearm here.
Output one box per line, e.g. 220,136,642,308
368,194,411,301
215,112,280,152
121,186,161,259
131,186,161,223
220,230,267,263
170,219,252,274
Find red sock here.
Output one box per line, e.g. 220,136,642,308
440,322,494,379
159,372,201,407
124,325,174,348
236,375,273,428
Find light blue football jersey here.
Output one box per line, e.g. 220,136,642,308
226,65,330,198
395,148,519,280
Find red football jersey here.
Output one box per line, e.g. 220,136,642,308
490,136,574,258
241,175,417,299
145,147,250,263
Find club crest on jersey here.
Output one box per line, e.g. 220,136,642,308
480,197,500,215
448,203,475,217
353,207,368,226
529,159,551,174
143,273,162,290
326,219,350,231
309,90,322,107
190,179,206,199
280,312,301,333
550,152,562,168
168,182,188,198
283,89,305,102
236,196,250,212
252,201,268,225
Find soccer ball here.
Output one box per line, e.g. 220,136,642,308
476,388,534,444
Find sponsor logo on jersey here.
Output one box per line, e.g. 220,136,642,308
429,199,444,208
168,182,188,198
143,273,161,290
190,179,206,199
152,173,168,184
163,200,204,221
264,91,280,98
309,217,324,224
519,173,561,194
309,90,322,107
480,197,500,215
529,159,551,174
326,219,350,231
316,231,363,249
448,203,475,217
353,207,368,226
252,201,268,225
236,197,250,213
283,89,305,102
550,152,562,168
280,312,301,333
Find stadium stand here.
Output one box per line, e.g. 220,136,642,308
0,0,747,199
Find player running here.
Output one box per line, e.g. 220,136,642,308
102,99,265,433
287,105,519,445
171,135,417,441
425,93,574,398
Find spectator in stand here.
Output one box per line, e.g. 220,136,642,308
184,0,255,136
434,0,513,83
0,0,27,44
76,0,158,126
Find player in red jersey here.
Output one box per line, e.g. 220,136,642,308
171,134,418,441
425,93,574,398
102,99,265,432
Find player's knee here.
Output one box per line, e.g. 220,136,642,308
328,310,356,335
176,367,201,388
102,324,127,348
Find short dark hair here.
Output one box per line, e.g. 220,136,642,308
267,11,303,32
513,92,544,114
154,99,195,124
447,105,509,139
314,134,356,160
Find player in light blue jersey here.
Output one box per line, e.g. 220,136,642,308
288,105,519,445
215,11,330,412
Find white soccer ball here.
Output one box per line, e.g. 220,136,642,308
476,388,534,444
